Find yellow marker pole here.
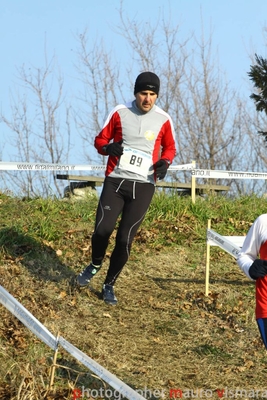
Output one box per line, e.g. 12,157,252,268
191,160,196,204
205,219,211,296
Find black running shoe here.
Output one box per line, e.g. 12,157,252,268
102,284,117,305
76,263,101,287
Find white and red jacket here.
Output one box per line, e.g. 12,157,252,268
237,214,267,319
94,100,176,184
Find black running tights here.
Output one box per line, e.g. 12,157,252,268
91,177,155,285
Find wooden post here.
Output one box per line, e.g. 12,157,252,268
47,332,60,391
191,160,196,204
205,219,211,296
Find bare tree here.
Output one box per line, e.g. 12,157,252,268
171,33,254,193
73,29,124,166
1,3,265,197
0,54,71,197
83,3,257,194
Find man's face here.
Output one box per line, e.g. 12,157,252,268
135,90,157,112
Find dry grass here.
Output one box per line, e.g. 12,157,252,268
0,245,266,399
0,194,266,399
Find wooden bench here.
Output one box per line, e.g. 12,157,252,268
56,174,230,199
155,180,230,194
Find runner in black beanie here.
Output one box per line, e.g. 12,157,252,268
76,71,175,305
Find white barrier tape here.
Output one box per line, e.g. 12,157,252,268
207,229,244,259
169,163,194,171
0,161,193,172
191,169,267,179
2,162,267,180
0,162,104,171
0,285,57,350
0,285,145,398
59,337,146,400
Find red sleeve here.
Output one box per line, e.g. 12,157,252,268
94,111,122,155
153,119,176,164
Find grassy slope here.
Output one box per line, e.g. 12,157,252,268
0,192,267,399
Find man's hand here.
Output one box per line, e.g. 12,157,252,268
249,259,267,280
104,141,123,157
153,159,169,180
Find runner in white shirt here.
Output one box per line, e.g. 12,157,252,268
237,214,267,348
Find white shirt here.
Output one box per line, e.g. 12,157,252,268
237,214,267,279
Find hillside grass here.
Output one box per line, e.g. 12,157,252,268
0,191,267,399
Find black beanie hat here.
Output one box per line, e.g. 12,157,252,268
134,72,160,96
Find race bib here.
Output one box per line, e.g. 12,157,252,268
118,146,153,178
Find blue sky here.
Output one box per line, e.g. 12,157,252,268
1,0,267,161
